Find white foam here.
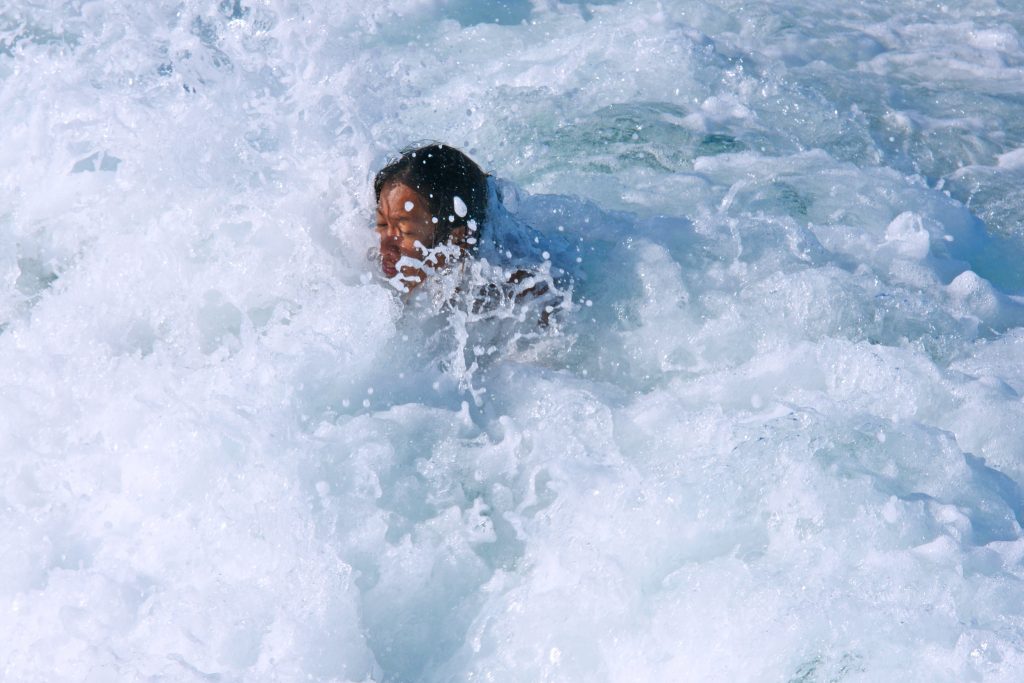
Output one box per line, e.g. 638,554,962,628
2,0,1024,680
997,148,1024,170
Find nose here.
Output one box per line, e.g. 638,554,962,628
376,222,400,241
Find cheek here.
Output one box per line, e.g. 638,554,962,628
401,234,432,255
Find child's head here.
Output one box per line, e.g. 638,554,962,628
374,143,489,247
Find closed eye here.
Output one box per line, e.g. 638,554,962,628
397,220,422,236
377,222,417,237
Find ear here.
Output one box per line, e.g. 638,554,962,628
448,225,468,251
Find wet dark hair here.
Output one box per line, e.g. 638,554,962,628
374,143,489,247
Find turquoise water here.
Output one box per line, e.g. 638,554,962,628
2,1,1024,680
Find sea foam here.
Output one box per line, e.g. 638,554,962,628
2,1,1024,681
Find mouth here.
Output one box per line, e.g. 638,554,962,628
381,249,400,278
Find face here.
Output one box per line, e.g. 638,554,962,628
375,181,437,289
375,181,464,291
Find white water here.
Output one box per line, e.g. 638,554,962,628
3,0,1024,680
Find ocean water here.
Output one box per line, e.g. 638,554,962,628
3,0,1024,680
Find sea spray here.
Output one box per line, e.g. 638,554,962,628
3,1,1024,681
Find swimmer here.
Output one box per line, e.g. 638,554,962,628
373,143,488,292
373,143,561,324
